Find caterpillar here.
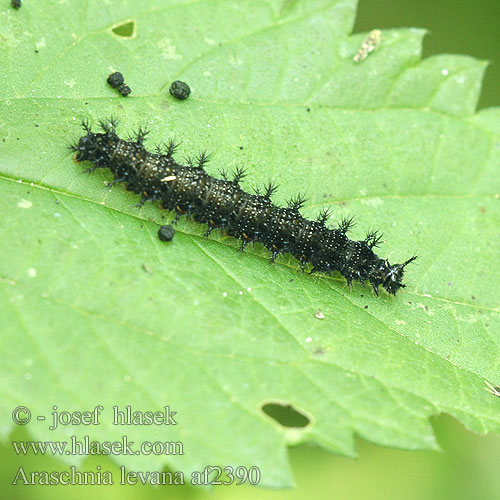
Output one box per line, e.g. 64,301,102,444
71,119,416,295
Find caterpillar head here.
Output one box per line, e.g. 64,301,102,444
380,256,417,295
70,119,118,164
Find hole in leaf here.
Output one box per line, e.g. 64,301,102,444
261,402,311,428
112,20,136,38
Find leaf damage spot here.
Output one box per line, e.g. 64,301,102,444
260,401,311,429
361,197,383,207
111,20,136,39
17,199,32,209
315,310,324,319
35,37,46,51
353,29,382,63
158,37,181,60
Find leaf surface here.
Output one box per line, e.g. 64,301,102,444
1,0,500,487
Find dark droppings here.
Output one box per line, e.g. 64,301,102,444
106,72,131,96
169,80,191,100
158,225,176,242
107,72,124,88
118,83,132,97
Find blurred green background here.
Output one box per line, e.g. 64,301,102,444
3,0,499,498
355,0,500,110
3,415,500,499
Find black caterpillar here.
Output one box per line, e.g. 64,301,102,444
71,119,416,295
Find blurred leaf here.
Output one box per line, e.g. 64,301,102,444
1,0,499,488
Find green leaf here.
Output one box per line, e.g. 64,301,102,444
1,0,500,488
